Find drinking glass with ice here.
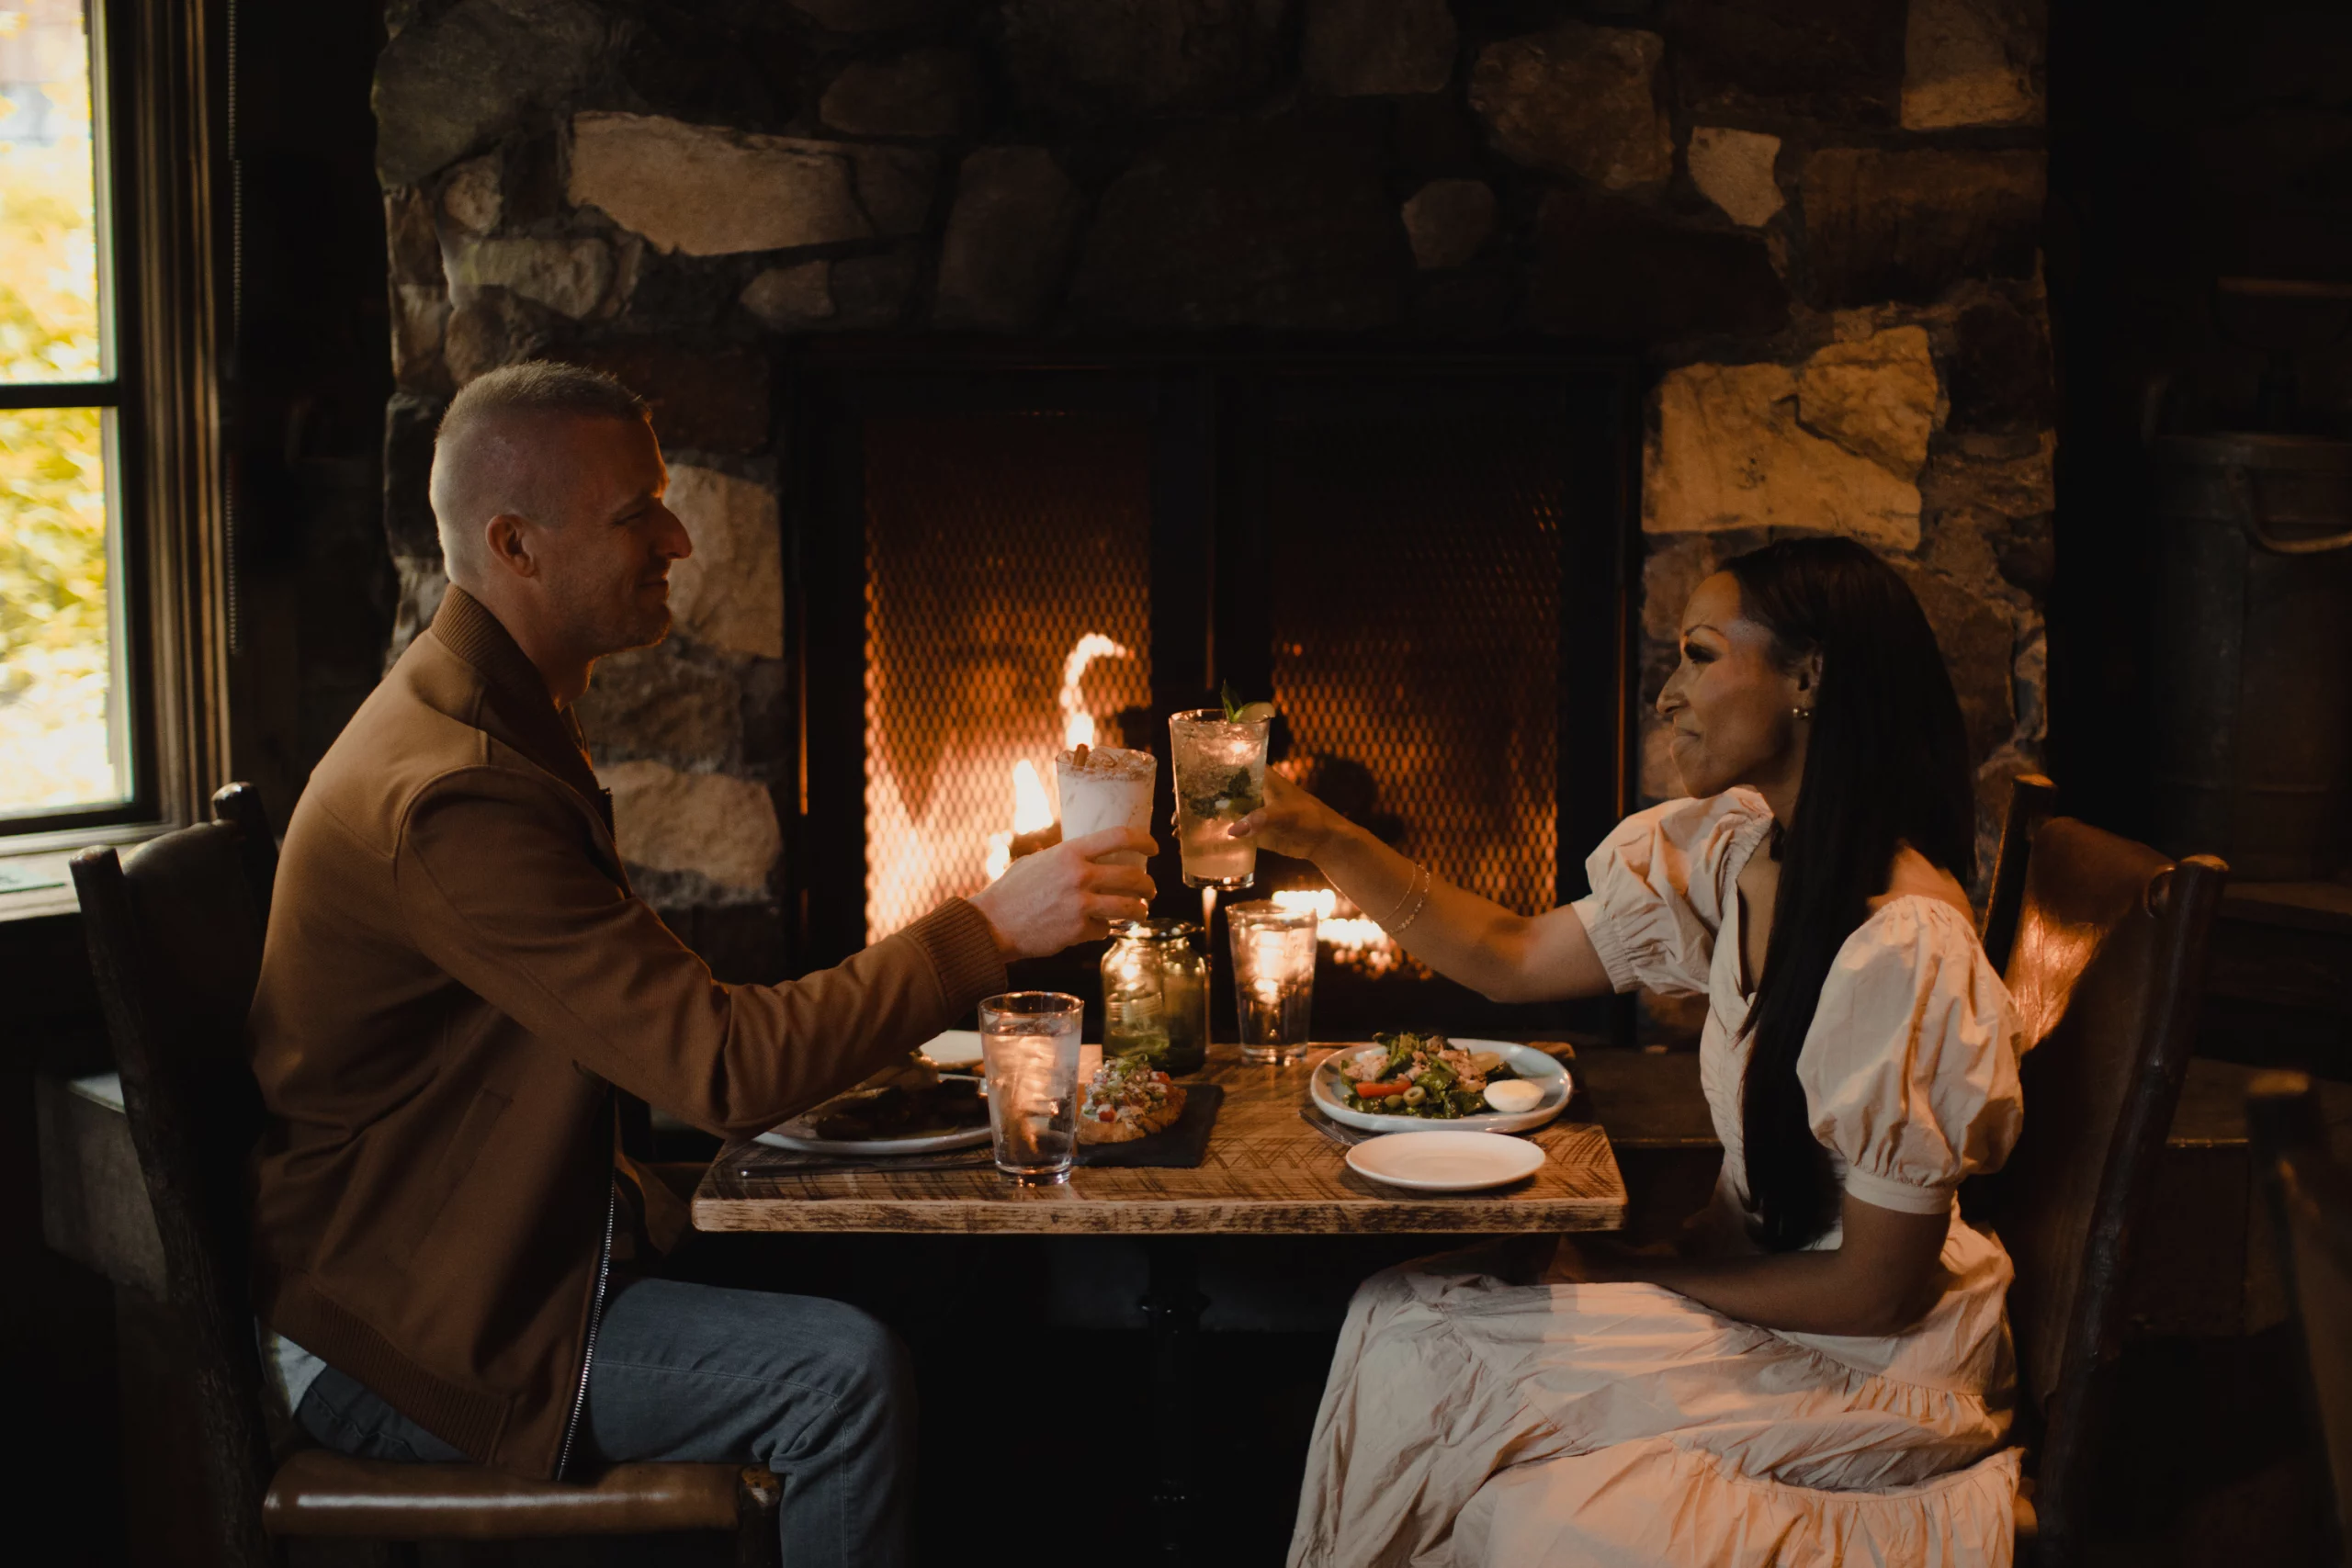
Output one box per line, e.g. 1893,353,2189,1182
978,992,1085,1184
1168,706,1272,890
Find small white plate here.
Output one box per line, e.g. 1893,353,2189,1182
1346,1131,1546,1192
915,1029,983,1071
1311,1040,1572,1135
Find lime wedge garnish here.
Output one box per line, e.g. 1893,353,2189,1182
1235,701,1276,724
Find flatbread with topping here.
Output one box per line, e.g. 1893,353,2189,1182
1078,1053,1186,1145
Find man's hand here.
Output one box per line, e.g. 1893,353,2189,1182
967,827,1158,959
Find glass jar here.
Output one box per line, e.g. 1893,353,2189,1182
1101,918,1210,1075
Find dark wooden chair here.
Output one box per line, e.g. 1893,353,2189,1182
1973,807,2228,1566
71,783,780,1567
2247,1071,2352,1563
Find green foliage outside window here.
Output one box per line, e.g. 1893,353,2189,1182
0,29,113,816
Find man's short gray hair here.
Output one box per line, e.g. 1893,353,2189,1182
437,359,648,445
430,361,650,583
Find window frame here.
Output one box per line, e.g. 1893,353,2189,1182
1,0,231,851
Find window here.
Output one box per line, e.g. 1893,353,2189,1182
0,0,123,828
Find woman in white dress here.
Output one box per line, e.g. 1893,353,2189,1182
1233,536,2028,1567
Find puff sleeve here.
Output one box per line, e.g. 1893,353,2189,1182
1798,898,2026,1216
1569,789,1774,998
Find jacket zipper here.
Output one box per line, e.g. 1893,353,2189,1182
555,1181,616,1479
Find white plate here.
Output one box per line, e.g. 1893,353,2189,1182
915,1029,983,1071
763,1038,1106,1157
754,1120,992,1157
1346,1131,1546,1192
1310,1039,1572,1135
757,1059,993,1156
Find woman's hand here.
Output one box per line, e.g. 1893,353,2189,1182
1229,770,1352,863
1542,1235,1671,1284
1544,1194,1953,1337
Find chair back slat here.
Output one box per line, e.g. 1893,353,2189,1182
2249,1073,2352,1562
1984,817,2225,1564
1981,773,2058,975
73,792,283,1568
211,782,280,929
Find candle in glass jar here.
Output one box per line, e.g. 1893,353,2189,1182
1100,918,1208,1073
1228,900,1317,1065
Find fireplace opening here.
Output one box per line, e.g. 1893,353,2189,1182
859,411,1156,938
789,352,1639,1043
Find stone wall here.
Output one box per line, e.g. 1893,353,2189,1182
373,0,2053,975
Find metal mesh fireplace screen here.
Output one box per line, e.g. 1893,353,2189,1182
861,412,1154,938
1267,415,1562,918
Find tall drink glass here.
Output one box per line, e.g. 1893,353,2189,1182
1168,708,1272,890
1055,744,1156,866
1227,901,1317,1066
978,992,1085,1184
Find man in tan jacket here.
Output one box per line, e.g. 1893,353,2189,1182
248,362,1153,1568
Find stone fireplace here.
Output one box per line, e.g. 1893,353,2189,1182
373,0,2054,1021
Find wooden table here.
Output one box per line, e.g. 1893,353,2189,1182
692,1044,1625,1564
692,1045,1629,1235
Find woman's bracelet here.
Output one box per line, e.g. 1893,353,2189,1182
1380,862,1424,928
1385,862,1433,935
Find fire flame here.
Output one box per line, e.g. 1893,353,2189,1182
1059,633,1131,750
1270,886,1408,977
868,625,1148,933
1012,759,1055,832
982,761,1057,882
986,634,1135,882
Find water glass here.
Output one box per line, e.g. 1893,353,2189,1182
978,991,1085,1184
1227,901,1317,1066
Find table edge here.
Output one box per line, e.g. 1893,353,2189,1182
690,1195,1629,1235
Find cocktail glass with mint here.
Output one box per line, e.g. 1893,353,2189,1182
1168,699,1273,890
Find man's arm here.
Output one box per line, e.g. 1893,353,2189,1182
396,770,1001,1137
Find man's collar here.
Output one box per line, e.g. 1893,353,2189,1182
428,585,611,825
430,584,555,715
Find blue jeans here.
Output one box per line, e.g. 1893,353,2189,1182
296,1278,915,1568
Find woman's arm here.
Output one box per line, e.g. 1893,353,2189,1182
1233,772,1613,1003
1553,1190,1952,1338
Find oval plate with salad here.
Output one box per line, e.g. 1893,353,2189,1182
1310,1033,1572,1136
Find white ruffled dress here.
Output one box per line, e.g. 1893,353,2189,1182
1288,790,2030,1568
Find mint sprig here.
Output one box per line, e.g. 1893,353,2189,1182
1220,679,1243,723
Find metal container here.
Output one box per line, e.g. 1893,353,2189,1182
1101,918,1209,1075
2151,432,2352,880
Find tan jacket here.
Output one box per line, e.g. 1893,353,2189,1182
248,587,1005,1478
